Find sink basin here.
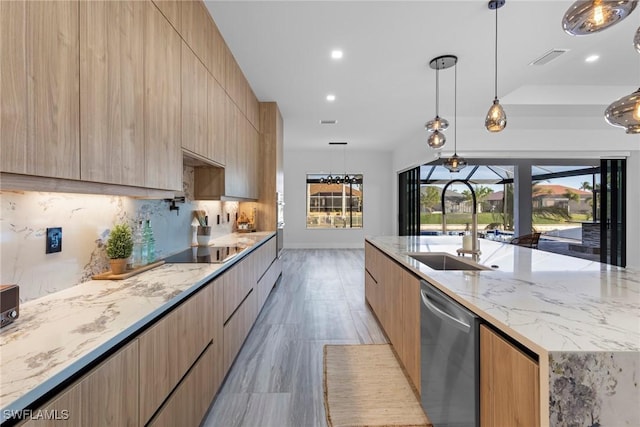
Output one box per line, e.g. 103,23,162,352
407,252,490,271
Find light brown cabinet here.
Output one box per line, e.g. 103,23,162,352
222,253,255,323
480,325,540,427
256,102,284,230
138,284,213,425
150,0,181,33
181,41,209,161
401,271,421,394
147,344,216,427
1,0,79,180
246,87,260,130
79,0,145,187
143,1,182,191
22,340,139,427
223,289,257,374
208,73,227,165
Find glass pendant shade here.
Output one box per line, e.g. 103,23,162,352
562,0,638,35
426,116,449,132
427,130,446,149
485,98,507,132
327,174,333,184
604,88,640,134
443,154,467,173
635,26,640,52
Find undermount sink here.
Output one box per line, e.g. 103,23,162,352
407,252,490,271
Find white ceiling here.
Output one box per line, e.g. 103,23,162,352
206,1,640,152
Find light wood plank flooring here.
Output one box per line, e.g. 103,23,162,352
202,249,388,427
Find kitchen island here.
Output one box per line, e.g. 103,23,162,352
366,235,639,427
0,232,279,426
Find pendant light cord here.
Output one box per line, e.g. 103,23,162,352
435,68,440,116
494,4,498,100
454,61,458,154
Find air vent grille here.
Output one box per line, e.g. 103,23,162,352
320,120,338,125
530,49,569,66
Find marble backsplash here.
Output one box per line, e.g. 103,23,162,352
1,166,238,302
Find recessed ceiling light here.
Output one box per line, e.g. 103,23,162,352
331,50,343,59
326,94,336,102
585,54,600,63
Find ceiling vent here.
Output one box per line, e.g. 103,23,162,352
529,49,569,66
329,141,347,145
320,119,338,125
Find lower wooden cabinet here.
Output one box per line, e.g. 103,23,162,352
480,325,540,427
223,289,257,374
400,270,421,394
147,343,216,427
257,257,281,312
22,340,139,427
138,284,213,425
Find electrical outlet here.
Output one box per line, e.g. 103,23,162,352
46,227,62,254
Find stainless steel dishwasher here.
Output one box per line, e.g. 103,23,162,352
420,280,479,427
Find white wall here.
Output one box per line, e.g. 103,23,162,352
283,149,392,248
391,123,640,269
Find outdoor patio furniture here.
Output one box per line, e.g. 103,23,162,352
510,232,541,249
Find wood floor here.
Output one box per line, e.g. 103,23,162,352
202,249,388,427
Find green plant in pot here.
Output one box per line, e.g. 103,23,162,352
106,223,134,274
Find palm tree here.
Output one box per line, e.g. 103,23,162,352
579,181,592,191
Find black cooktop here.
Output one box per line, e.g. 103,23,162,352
163,246,244,264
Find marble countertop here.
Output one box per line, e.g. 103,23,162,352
367,235,640,355
0,231,275,419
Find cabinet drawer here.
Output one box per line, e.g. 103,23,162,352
139,285,213,425
223,290,257,374
147,343,216,427
256,257,281,312
223,257,254,323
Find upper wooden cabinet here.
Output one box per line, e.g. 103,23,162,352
1,0,79,180
208,73,227,166
144,2,182,191
80,0,145,187
246,87,260,130
181,41,209,161
151,0,181,33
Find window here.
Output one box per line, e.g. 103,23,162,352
306,174,363,229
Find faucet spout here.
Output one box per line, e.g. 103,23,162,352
441,179,479,258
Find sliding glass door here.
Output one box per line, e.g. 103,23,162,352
399,167,420,236
600,159,626,267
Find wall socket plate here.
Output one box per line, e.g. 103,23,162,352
46,227,62,254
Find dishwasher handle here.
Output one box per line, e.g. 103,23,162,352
421,289,471,333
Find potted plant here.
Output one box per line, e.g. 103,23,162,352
106,223,134,274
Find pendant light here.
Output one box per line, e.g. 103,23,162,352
426,66,448,132
562,0,638,35
485,0,507,133
443,57,467,173
604,88,640,134
427,55,457,149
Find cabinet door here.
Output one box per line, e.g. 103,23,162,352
1,1,79,179
225,98,240,196
151,0,181,33
144,2,182,191
139,285,213,425
181,41,209,159
180,1,209,70
382,258,404,357
480,325,540,427
206,22,226,88
208,73,226,165
401,271,421,394
22,340,139,427
247,122,260,200
80,0,145,186
246,86,260,130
